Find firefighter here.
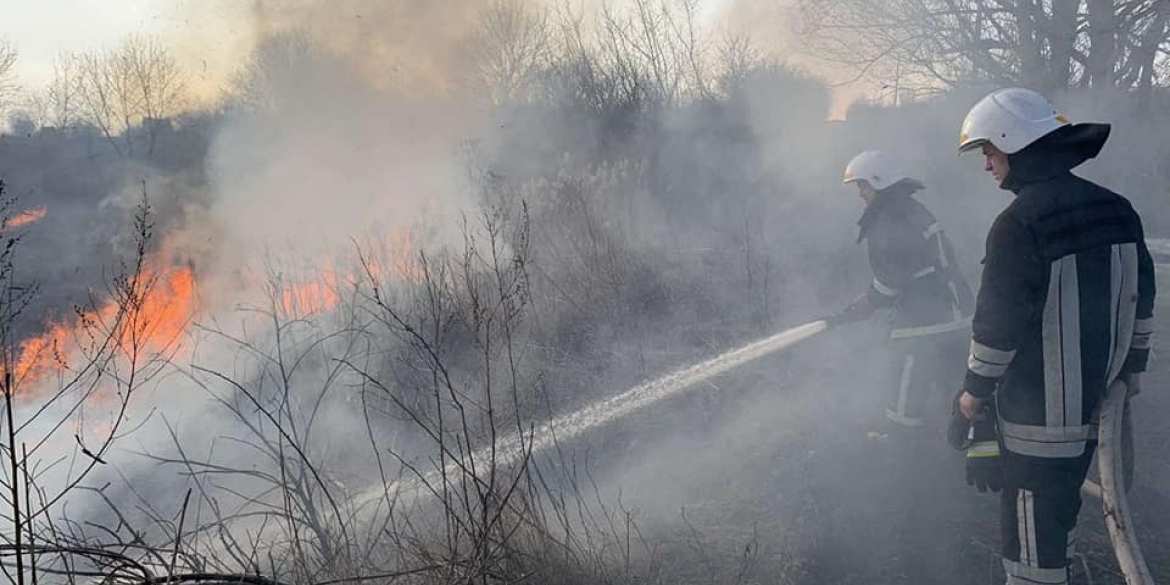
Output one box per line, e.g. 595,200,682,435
824,150,975,430
955,87,1156,584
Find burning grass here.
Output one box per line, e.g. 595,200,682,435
8,242,197,394
6,208,46,230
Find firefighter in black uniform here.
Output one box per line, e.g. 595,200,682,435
955,87,1156,584
825,150,975,429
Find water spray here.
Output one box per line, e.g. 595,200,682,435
362,320,829,504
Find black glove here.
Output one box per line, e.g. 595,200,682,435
820,293,873,328
966,441,1003,493
964,398,1002,493
947,390,973,450
818,313,845,328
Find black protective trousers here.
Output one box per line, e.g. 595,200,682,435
884,329,968,428
999,446,1096,584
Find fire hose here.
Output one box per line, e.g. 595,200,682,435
1091,379,1156,584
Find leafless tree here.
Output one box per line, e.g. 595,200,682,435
229,31,324,112
464,0,554,107
30,54,84,131
539,0,712,113
594,0,711,105
715,30,764,96
796,0,1170,100
0,41,19,119
67,35,186,157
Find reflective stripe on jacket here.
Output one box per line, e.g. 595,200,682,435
964,124,1156,460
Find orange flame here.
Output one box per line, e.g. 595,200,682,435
9,240,197,394
10,228,419,394
281,269,342,316
119,265,197,354
8,207,47,230
278,231,420,316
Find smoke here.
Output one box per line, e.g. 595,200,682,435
205,58,475,263
170,0,527,102
8,1,1170,582
250,0,490,94
99,0,501,470
6,0,511,555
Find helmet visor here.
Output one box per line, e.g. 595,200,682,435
957,136,988,155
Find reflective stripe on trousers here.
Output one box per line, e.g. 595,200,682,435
885,353,923,427
1002,488,1071,584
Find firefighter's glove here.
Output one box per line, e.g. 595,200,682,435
820,293,873,328
966,440,1002,493
818,312,845,328
964,400,1001,493
817,307,852,328
947,390,973,450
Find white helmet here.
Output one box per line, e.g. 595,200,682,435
842,150,907,191
958,87,1069,154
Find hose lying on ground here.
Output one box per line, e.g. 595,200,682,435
1097,379,1156,584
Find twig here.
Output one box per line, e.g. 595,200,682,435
311,564,446,585
21,443,34,585
169,488,192,582
136,574,289,585
5,371,25,585
72,435,107,465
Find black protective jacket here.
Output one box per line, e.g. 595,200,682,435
849,180,974,339
964,124,1156,461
